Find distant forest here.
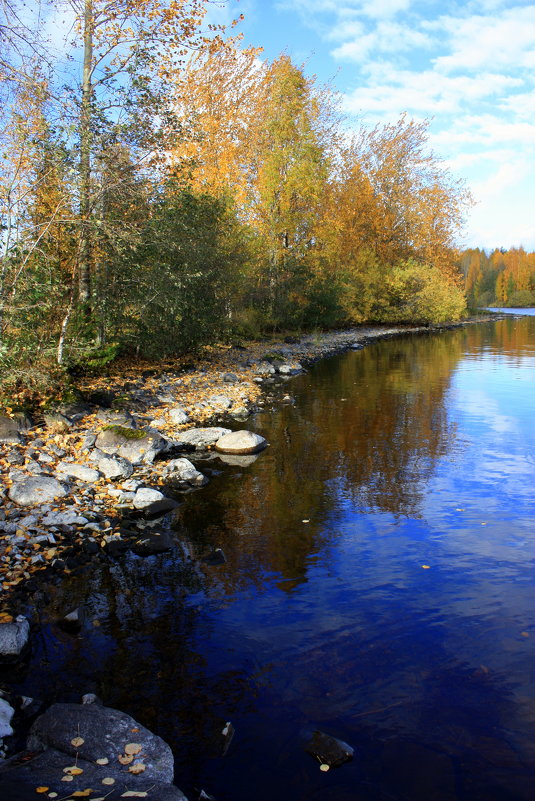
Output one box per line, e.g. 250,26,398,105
461,247,535,308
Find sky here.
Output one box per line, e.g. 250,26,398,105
218,0,535,252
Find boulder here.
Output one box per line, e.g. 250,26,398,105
27,702,175,780
8,476,67,507
0,698,15,738
163,457,207,487
303,729,354,767
0,701,189,800
215,430,267,455
174,427,231,450
95,426,168,464
208,395,232,410
132,530,174,556
133,488,165,509
0,616,30,663
277,362,303,375
43,411,72,432
256,362,276,376
141,498,180,519
168,406,189,425
0,416,23,444
90,449,134,480
41,510,89,527
56,461,101,483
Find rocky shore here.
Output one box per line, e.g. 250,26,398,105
0,319,490,798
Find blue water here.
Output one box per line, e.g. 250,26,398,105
15,318,535,801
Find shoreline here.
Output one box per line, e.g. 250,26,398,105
0,316,499,615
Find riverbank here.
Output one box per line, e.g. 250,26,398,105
0,318,498,617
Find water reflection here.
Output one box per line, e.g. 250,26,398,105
12,318,535,801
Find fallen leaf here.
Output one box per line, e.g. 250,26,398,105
118,754,133,765
124,743,142,756
72,791,94,798
121,793,148,798
95,758,109,766
61,775,74,782
319,764,330,772
35,787,49,793
101,778,115,785
64,766,84,776
71,737,85,748
421,565,431,569
521,631,530,638
127,763,146,775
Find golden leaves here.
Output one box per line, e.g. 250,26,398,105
124,743,142,756
71,737,85,748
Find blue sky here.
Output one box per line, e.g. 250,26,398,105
219,0,535,251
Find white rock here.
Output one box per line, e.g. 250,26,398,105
56,462,101,483
215,430,268,455
168,407,189,425
0,616,29,661
8,476,67,507
41,510,89,527
163,458,207,486
133,488,165,509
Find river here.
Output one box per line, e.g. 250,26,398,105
14,316,535,801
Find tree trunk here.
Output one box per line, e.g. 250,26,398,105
78,0,93,311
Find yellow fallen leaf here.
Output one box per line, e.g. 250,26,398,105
521,631,530,637
101,778,115,785
61,775,74,782
127,763,146,775
35,787,49,794
72,791,94,798
71,737,85,748
95,758,109,766
118,754,133,765
64,766,84,776
124,743,142,755
319,764,330,772
421,565,431,569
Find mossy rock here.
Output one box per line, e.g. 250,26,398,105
102,425,146,440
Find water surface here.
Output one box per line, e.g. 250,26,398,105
15,318,535,801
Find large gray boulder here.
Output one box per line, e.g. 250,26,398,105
27,702,175,781
0,702,189,800
56,461,101,483
8,476,67,507
174,427,231,450
215,430,268,455
95,427,168,464
0,616,30,663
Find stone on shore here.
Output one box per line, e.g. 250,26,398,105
133,487,165,509
90,449,134,479
215,430,267,455
0,616,30,663
168,406,189,425
163,457,207,486
8,476,67,507
174,427,231,450
56,461,101,483
0,701,189,800
0,415,30,444
95,426,168,464
0,698,15,738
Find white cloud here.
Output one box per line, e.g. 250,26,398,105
431,7,535,72
331,20,432,62
342,70,523,116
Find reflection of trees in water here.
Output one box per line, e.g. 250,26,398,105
465,316,535,359
179,330,466,590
